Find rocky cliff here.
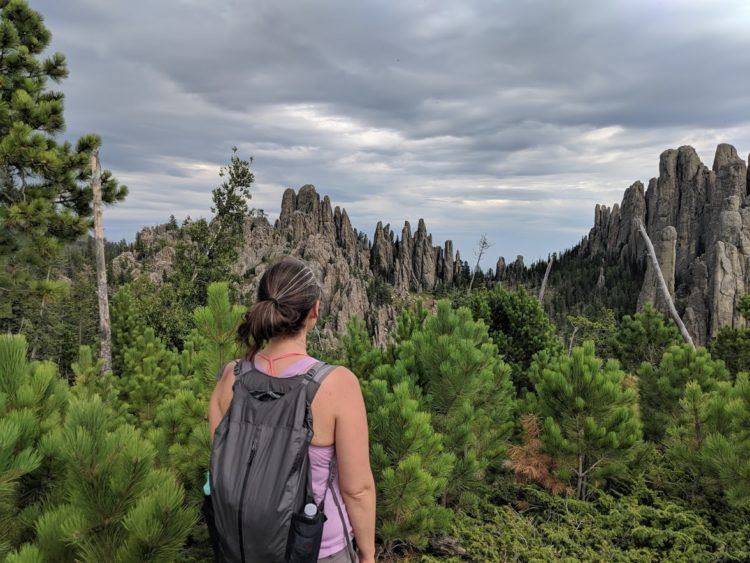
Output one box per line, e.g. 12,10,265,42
114,143,750,346
579,143,750,345
113,184,466,344
275,185,462,293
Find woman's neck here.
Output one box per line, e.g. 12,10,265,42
262,332,308,356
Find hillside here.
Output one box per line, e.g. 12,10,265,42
111,184,478,345
113,143,750,346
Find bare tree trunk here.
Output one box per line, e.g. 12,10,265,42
635,219,695,349
30,267,51,359
91,149,113,373
568,325,579,355
576,454,585,500
538,257,553,301
468,234,492,293
468,265,479,293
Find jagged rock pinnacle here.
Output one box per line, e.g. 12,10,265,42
582,143,750,345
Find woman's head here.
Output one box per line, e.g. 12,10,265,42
237,257,322,359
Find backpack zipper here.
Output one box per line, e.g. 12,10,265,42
238,439,258,563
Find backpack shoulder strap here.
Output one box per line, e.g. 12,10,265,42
214,359,240,382
304,361,338,384
230,358,266,390
302,361,338,402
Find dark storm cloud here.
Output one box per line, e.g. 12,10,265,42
36,0,750,262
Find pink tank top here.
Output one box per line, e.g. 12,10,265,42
252,355,354,559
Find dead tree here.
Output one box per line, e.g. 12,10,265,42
635,219,695,349
468,234,492,293
538,256,553,301
91,149,113,373
568,325,579,356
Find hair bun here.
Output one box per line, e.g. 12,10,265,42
237,257,322,359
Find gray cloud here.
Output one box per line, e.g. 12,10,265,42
37,0,750,264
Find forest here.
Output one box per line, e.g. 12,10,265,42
2,1,750,561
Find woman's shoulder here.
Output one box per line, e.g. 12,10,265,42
318,364,361,394
216,358,244,382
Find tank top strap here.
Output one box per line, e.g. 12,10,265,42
254,351,308,376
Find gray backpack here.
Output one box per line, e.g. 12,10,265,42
209,359,339,562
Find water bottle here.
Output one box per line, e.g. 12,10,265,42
303,503,318,520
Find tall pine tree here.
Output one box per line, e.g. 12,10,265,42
169,148,254,314
665,374,750,508
363,377,454,554
396,300,515,505
637,344,730,442
461,285,561,393
0,0,126,347
612,304,681,372
530,341,641,500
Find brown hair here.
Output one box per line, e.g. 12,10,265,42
237,257,322,360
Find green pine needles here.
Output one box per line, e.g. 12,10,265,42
1,334,195,562
0,0,126,352
638,344,730,442
529,341,642,500
5,279,750,560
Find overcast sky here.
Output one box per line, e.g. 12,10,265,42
37,0,750,266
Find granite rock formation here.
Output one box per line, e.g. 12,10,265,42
274,185,461,294
112,224,179,284
115,144,750,346
494,255,526,285
116,185,465,344
580,143,750,345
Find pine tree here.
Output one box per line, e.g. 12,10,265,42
392,299,428,345
145,282,243,554
506,414,571,496
566,309,617,359
0,334,68,557
461,285,561,393
188,281,244,390
665,374,750,508
701,373,750,508
0,0,126,340
397,300,515,505
209,147,255,263
70,344,111,397
118,327,183,428
111,278,189,352
662,382,726,503
338,316,383,380
111,283,147,375
169,149,254,315
637,344,729,442
143,282,243,489
710,326,750,376
11,395,196,561
147,390,209,494
612,304,681,372
362,376,454,553
531,341,642,500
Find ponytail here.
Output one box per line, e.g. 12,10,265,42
237,257,321,359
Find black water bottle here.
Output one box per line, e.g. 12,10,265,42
286,502,327,562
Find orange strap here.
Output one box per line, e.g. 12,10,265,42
255,351,307,376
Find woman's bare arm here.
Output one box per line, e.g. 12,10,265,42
208,362,236,441
331,368,376,563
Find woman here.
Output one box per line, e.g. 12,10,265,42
208,257,376,563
